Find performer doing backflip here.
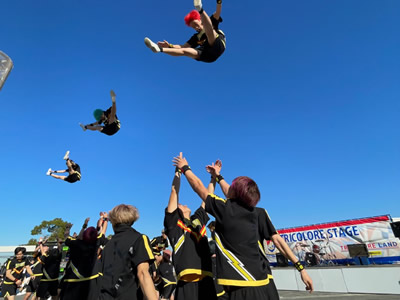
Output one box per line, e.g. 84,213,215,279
144,0,225,63
79,90,120,136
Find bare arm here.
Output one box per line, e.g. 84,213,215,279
52,169,69,174
137,262,158,300
157,41,192,49
100,212,109,235
213,1,222,20
78,218,90,240
206,160,230,197
173,152,209,202
26,265,35,277
167,170,181,213
271,234,314,292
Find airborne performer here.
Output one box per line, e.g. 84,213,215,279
144,0,225,63
46,151,81,184
79,90,120,136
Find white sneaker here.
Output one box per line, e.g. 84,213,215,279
63,151,70,160
144,37,161,53
194,0,202,11
46,168,52,176
79,123,87,131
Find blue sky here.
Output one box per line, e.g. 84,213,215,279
1,0,399,246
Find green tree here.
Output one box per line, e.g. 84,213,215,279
27,238,38,245
31,218,72,241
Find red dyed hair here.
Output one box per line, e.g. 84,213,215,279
184,10,201,26
83,227,97,244
230,176,261,207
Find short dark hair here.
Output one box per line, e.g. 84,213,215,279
15,247,26,255
230,176,260,207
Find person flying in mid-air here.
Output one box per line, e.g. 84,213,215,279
46,151,81,183
144,0,225,63
79,90,120,136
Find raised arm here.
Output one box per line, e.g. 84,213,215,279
100,212,109,236
173,152,208,202
206,160,230,197
213,0,222,20
167,168,182,213
78,217,90,240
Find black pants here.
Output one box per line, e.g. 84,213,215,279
225,281,280,300
175,276,217,300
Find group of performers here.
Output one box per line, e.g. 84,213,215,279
2,0,316,299
2,154,314,300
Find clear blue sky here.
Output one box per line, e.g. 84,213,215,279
1,0,399,245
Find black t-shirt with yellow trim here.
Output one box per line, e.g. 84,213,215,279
41,248,61,280
90,224,154,300
187,15,223,49
164,207,212,282
4,257,30,283
63,237,97,281
205,194,274,287
150,236,169,254
30,254,44,276
256,207,277,269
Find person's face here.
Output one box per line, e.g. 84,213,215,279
15,251,24,260
190,19,203,32
178,204,191,219
155,254,163,264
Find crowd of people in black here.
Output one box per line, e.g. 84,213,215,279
1,154,313,300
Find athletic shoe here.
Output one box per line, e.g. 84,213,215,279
194,0,202,11
63,150,70,160
144,37,161,53
79,123,87,131
46,168,52,176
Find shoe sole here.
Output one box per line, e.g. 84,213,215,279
194,0,202,9
144,38,159,53
63,151,70,160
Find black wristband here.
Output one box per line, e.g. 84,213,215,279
294,261,304,272
82,224,88,229
175,166,182,174
181,165,191,174
217,0,222,4
216,174,224,183
103,218,108,222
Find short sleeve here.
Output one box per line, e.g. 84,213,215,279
164,209,183,247
130,234,155,268
191,207,209,227
204,194,227,222
65,237,78,247
186,34,199,48
97,234,109,247
6,259,15,270
210,15,222,29
258,209,277,241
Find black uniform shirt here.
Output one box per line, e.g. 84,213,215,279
64,237,97,280
205,194,274,287
41,248,61,280
150,236,169,254
4,257,30,283
102,107,120,126
158,261,176,286
91,224,154,300
186,15,223,49
164,207,212,281
256,207,277,268
30,255,44,276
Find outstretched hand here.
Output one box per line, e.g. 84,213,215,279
157,40,170,48
172,152,188,169
84,217,90,225
206,159,222,177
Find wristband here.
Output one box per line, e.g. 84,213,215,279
169,43,174,48
175,166,182,174
294,261,304,272
82,224,88,229
217,0,222,3
103,218,108,222
181,165,191,174
14,278,18,282
216,174,224,183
